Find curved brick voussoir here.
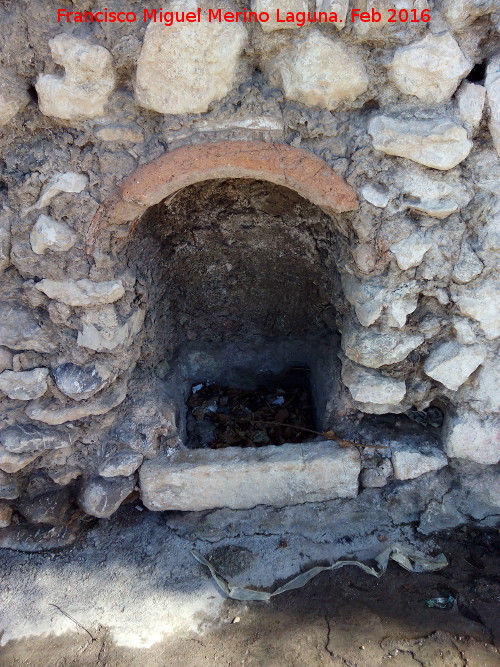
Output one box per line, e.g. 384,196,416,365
85,140,358,252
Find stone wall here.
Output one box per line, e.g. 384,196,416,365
0,0,499,542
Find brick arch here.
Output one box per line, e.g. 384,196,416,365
84,140,358,252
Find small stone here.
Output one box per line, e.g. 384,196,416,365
0,68,30,126
452,242,484,284
30,214,78,255
368,116,473,170
77,308,144,351
486,55,500,157
390,33,472,104
23,172,88,216
52,362,111,401
35,278,125,307
36,34,115,121
360,459,393,488
99,451,144,478
407,199,460,219
79,475,135,518
94,124,144,143
135,0,246,114
390,234,432,270
265,32,368,111
0,501,13,528
392,445,448,480
398,167,471,219
140,442,360,511
453,318,476,345
253,0,307,31
0,522,81,552
0,301,57,353
0,470,22,500
424,341,486,391
0,423,71,454
0,447,41,473
361,183,391,208
457,81,486,128
444,413,499,464
316,0,349,28
418,496,465,535
0,226,10,274
17,487,72,526
25,378,129,425
342,320,424,369
387,295,419,329
341,274,385,326
452,277,500,339
0,368,49,400
342,359,406,405
0,348,13,374
442,0,498,30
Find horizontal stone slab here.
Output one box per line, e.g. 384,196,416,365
139,441,360,512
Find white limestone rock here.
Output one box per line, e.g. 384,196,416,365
0,301,57,353
360,459,393,488
452,277,500,339
341,274,385,326
390,233,432,270
368,116,473,170
452,241,484,284
0,368,49,400
79,475,135,518
30,214,78,255
392,445,447,481
0,68,29,126
264,32,368,111
99,451,144,478
253,0,307,31
140,441,361,511
424,341,486,391
444,412,499,464
461,361,500,413
135,0,247,114
361,183,391,208
77,308,144,351
342,320,424,369
442,0,498,30
23,172,88,217
315,0,349,29
457,81,486,128
36,34,115,121
94,124,144,143
387,295,419,329
342,359,406,405
398,167,471,219
453,318,477,345
390,33,472,104
486,55,500,157
35,278,124,307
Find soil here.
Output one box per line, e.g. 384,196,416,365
0,508,498,667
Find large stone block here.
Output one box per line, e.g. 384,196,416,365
424,341,486,391
135,0,247,114
390,33,471,104
140,441,361,511
264,32,368,111
368,116,473,170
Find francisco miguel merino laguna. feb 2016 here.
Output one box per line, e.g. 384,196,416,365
57,7,432,26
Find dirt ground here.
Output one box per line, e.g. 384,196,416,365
0,511,499,667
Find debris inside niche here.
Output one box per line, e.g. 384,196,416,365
186,367,317,449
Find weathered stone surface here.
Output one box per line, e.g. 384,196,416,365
265,32,368,111
315,0,349,29
368,116,473,170
79,475,135,518
94,124,144,143
23,172,88,216
99,451,144,478
424,342,486,391
0,501,13,528
390,33,471,104
0,302,57,353
0,67,29,126
30,214,78,255
0,522,81,552
453,317,477,345
342,320,424,369
455,470,500,521
418,495,465,535
390,233,432,270
461,362,500,413
361,183,391,208
442,0,498,30
486,54,500,156
452,242,484,284
0,448,41,473
398,167,471,219
360,459,393,488
392,445,448,481
0,348,13,374
0,470,22,500
135,1,246,114
253,0,307,31
17,487,72,526
77,308,144,351
25,377,128,425
457,81,486,128
387,295,419,329
140,442,361,511
341,274,385,326
36,34,115,121
444,413,500,464
35,278,124,307
0,424,71,454
0,368,48,400
342,359,406,405
452,278,500,339
0,225,10,274
52,362,111,401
